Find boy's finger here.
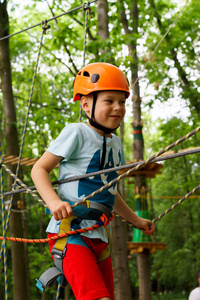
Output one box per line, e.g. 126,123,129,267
148,222,152,230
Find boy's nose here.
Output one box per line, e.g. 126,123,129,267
114,102,121,110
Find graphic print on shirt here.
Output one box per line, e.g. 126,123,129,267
78,147,122,211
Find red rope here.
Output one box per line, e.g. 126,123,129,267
0,214,114,244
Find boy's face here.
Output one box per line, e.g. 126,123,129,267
81,90,126,133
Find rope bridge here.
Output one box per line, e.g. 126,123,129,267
1,125,200,242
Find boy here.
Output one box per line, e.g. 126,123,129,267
31,62,155,300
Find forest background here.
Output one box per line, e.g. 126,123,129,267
0,0,200,299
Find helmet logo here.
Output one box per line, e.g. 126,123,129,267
91,73,100,83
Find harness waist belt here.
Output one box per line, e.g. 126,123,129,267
36,200,113,292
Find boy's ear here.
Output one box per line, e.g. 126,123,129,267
80,96,87,110
81,95,91,114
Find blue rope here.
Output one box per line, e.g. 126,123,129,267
0,20,50,262
0,145,9,300
56,283,61,300
79,2,91,122
82,2,91,66
0,21,50,299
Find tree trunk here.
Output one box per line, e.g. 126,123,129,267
111,187,132,300
119,1,152,299
111,127,132,299
97,0,109,42
97,0,113,63
0,2,30,299
131,2,152,298
97,1,133,298
137,250,152,300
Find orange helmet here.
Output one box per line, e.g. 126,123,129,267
73,62,130,101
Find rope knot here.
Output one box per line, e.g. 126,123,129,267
100,213,114,226
41,20,50,34
82,1,91,12
11,183,20,192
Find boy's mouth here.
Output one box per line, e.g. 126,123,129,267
110,115,120,119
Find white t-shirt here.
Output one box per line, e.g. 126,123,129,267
189,287,200,300
46,123,126,243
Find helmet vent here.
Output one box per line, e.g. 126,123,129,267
83,71,90,77
91,73,100,83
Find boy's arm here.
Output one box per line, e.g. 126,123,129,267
31,151,72,221
113,192,155,236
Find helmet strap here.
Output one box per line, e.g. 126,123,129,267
88,92,119,134
85,92,120,170
99,135,106,170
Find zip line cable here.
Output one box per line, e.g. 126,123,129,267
0,0,98,42
1,146,200,199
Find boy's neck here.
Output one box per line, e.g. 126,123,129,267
86,122,112,137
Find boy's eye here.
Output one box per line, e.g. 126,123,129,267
120,100,126,105
106,99,113,103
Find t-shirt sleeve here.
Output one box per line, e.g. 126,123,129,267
47,124,82,160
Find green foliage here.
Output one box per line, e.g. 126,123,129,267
147,117,200,294
152,292,187,300
142,0,200,116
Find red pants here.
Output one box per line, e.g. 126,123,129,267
48,233,114,300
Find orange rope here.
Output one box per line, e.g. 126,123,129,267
0,214,114,244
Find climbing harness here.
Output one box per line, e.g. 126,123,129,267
36,200,113,292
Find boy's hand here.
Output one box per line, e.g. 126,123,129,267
135,217,155,236
49,199,72,221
